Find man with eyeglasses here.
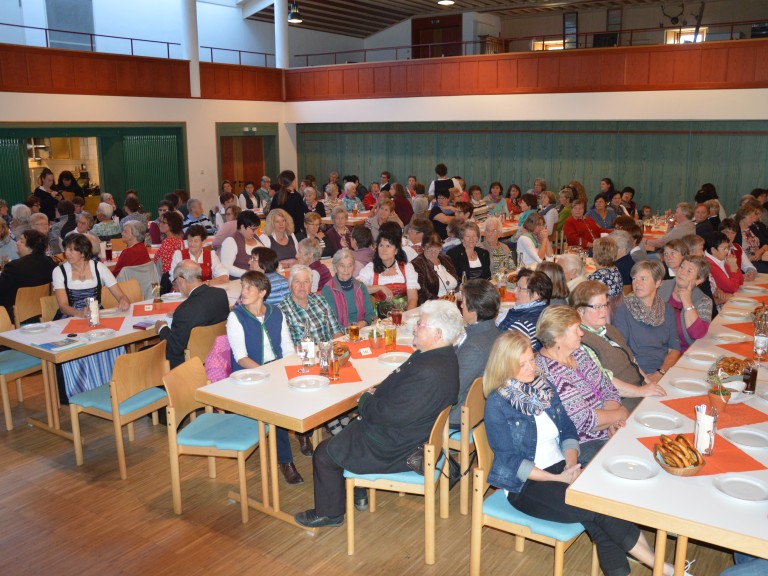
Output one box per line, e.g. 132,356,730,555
155,260,230,369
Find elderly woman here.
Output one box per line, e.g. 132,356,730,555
227,270,302,484
121,197,147,230
304,187,326,217
535,306,629,463
484,331,678,576
326,205,353,252
571,281,666,412
447,221,491,281
411,232,459,305
169,224,227,285
734,204,768,272
53,234,130,398
0,219,18,263
537,261,569,305
296,238,331,292
450,279,501,428
511,194,537,243
516,213,553,268
539,191,558,237
404,216,434,259
366,198,403,241
323,182,342,214
564,199,606,250
662,238,688,280
112,220,151,276
259,208,299,266
468,185,489,223
10,203,32,239
91,202,120,240
221,210,263,278
558,253,589,292
588,236,623,300
358,224,419,312
719,218,757,281
341,181,365,214
68,211,94,238
350,225,374,276
479,216,513,275
658,255,712,353
295,299,462,528
212,204,241,251
0,230,56,324
498,268,552,350
250,247,289,306
613,260,681,382
321,248,376,329
705,231,744,307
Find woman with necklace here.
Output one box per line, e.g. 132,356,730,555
479,217,513,275
326,206,353,252
321,248,376,329
516,213,553,268
259,208,299,266
447,221,491,281
411,232,458,305
357,224,419,311
303,187,326,217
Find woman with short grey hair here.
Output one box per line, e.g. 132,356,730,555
296,237,331,291
322,248,375,329
558,253,589,292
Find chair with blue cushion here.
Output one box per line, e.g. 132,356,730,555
0,308,42,431
344,405,451,565
69,341,169,480
469,422,598,576
162,357,266,524
447,376,485,515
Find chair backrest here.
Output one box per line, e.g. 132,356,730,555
186,321,227,363
473,422,494,492
557,229,566,255
462,377,486,431
204,334,233,383
429,405,452,457
116,262,160,300
110,238,127,251
84,195,100,216
0,307,13,332
162,356,208,426
40,295,59,323
110,341,169,406
101,279,143,308
13,283,51,328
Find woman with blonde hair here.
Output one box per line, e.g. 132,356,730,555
259,208,299,265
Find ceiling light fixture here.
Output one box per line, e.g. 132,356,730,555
288,2,303,24
437,0,455,5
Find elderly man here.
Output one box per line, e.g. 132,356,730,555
295,299,463,528
155,260,230,369
257,176,272,204
647,202,696,249
278,265,344,347
182,198,215,235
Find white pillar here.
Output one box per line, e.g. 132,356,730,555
181,0,201,97
274,0,289,69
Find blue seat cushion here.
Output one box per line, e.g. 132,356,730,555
0,350,41,376
344,456,446,485
449,428,475,443
483,490,585,541
177,413,260,451
70,385,167,416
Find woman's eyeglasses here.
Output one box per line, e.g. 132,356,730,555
584,303,609,310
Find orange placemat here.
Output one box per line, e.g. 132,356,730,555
61,317,126,334
716,341,755,358
501,291,516,303
132,301,183,316
346,339,413,359
661,396,767,429
722,322,755,338
744,294,768,304
284,362,362,384
637,433,766,476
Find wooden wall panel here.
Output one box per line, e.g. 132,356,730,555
284,39,768,101
199,63,282,101
0,44,190,98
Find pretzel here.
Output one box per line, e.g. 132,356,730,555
716,356,745,377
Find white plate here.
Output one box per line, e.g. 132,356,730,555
713,475,768,501
162,292,184,302
741,286,768,294
685,351,718,364
602,456,659,480
711,332,748,344
719,311,749,321
635,412,683,431
100,307,119,317
670,378,708,395
86,328,116,340
20,323,49,333
378,352,410,367
288,375,329,391
230,369,270,385
721,428,768,448
729,297,756,307
723,381,747,403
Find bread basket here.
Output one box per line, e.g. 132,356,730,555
655,453,706,477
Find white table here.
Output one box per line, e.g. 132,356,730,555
566,280,768,575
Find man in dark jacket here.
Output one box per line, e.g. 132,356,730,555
155,260,230,369
0,230,56,324
295,300,463,528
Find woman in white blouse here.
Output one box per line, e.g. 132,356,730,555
517,213,553,268
169,224,228,286
357,225,419,310
258,208,300,266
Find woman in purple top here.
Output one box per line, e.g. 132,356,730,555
535,305,629,464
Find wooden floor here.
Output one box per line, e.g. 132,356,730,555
1,373,735,576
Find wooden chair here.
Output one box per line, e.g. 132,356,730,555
40,295,59,323
84,195,100,216
344,406,451,565
184,321,227,363
447,377,485,515
556,229,567,255
469,423,598,576
101,279,143,309
69,341,169,479
109,238,127,252
0,308,42,431
13,283,51,328
163,357,265,523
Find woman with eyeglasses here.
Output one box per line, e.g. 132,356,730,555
571,281,666,413
479,216,513,276
535,305,629,464
662,238,688,279
411,232,459,305
498,269,552,351
221,210,263,278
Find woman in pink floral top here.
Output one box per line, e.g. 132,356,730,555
535,305,628,464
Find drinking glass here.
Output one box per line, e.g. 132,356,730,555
384,326,397,352
296,346,311,374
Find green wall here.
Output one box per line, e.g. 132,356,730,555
297,121,768,213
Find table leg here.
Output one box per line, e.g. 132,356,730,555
48,361,61,429
653,530,668,576
270,425,280,512
674,535,689,576
26,360,74,441
259,421,270,509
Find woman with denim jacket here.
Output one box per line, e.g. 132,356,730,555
484,331,684,576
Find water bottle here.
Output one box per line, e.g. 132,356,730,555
300,319,315,367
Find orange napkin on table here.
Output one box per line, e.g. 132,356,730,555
284,363,362,385
721,322,755,338
61,317,126,334
715,341,755,357
637,433,766,476
745,294,768,304
501,291,516,303
132,302,183,317
346,339,413,359
660,396,767,429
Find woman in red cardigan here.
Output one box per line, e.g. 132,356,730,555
563,199,608,250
